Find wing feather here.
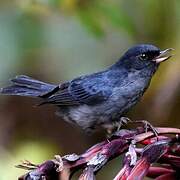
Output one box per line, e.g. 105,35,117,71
41,73,112,106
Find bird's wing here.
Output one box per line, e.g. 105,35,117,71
41,73,112,106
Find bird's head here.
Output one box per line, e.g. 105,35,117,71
115,44,173,73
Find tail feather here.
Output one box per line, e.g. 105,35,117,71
0,75,56,97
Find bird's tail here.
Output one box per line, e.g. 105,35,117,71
0,75,56,98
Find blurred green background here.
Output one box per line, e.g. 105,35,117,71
0,0,179,179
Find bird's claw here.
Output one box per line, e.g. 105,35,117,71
105,117,131,136
134,120,159,138
111,117,131,132
115,117,132,131
120,117,132,125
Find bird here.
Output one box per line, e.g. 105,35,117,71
0,44,173,133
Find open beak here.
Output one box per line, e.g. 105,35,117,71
153,48,174,64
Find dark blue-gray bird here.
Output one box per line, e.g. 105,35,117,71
0,44,173,133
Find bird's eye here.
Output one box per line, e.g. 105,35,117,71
140,53,148,60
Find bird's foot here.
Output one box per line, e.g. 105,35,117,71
105,117,132,138
114,117,132,131
119,117,132,128
133,120,159,138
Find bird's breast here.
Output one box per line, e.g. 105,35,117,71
109,74,152,114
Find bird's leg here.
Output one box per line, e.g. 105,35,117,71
117,117,159,138
132,120,159,138
104,117,132,138
119,117,132,129
113,117,132,132
106,117,131,134
111,117,132,132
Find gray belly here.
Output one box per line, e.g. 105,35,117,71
56,92,143,131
